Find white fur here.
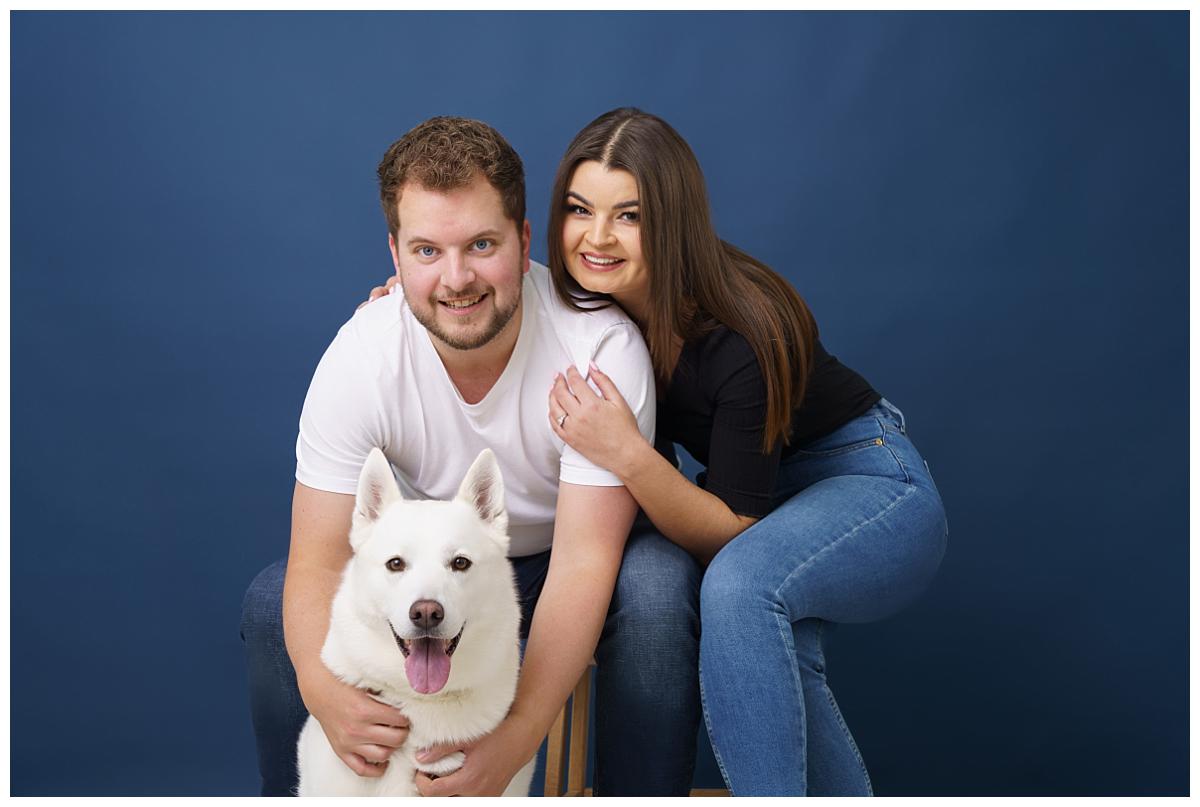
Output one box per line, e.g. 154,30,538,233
296,448,535,796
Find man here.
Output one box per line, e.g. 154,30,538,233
240,117,702,796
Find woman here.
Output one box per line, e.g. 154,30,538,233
542,108,947,796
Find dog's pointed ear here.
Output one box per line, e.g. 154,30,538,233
352,448,400,544
455,449,508,540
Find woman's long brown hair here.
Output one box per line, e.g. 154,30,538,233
547,108,818,453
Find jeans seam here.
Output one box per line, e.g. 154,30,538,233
814,621,873,795
879,435,913,486
774,485,918,596
698,667,736,795
872,416,912,486
820,681,873,794
776,608,808,795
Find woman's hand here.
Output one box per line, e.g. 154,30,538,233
549,363,645,478
412,719,534,796
356,274,400,310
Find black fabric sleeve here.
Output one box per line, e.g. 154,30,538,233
699,332,782,518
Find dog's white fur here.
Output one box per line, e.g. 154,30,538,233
296,448,535,796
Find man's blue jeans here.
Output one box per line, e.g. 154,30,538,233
240,517,702,796
698,398,948,795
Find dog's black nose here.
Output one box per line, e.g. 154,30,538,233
409,599,444,630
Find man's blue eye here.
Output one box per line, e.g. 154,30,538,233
418,246,435,258
473,239,492,251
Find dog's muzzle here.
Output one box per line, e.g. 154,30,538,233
389,622,464,659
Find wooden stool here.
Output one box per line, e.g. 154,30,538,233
542,662,729,797
544,663,593,796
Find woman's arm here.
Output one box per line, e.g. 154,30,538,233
550,364,757,564
619,437,758,564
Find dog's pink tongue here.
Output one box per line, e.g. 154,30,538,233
406,638,451,694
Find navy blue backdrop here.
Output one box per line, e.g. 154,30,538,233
11,11,1188,796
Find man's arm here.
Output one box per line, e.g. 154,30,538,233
284,481,411,777
415,480,638,795
509,481,637,737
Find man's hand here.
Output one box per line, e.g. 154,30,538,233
287,483,408,778
356,274,401,310
412,719,535,796
301,665,411,777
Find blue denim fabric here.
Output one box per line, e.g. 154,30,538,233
594,520,702,795
240,561,308,797
698,399,947,796
239,516,701,796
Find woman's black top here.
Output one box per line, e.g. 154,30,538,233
655,327,880,518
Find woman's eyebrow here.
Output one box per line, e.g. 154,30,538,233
566,190,639,209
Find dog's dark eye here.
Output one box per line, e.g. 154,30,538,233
450,556,472,572
386,557,406,572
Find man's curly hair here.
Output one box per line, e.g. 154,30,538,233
377,117,526,237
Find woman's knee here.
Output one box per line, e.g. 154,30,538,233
700,540,783,627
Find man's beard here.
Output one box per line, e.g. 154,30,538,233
407,284,522,351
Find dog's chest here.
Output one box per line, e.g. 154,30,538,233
398,689,508,746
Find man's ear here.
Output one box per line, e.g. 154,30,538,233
521,219,531,275
388,232,402,274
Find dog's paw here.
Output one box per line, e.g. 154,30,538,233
415,751,465,778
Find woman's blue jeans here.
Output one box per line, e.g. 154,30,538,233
240,517,702,796
699,398,948,796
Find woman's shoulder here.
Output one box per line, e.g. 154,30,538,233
691,322,832,368
687,324,758,371
674,324,765,400
684,324,840,398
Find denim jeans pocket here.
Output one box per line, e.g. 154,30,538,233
793,413,887,458
781,410,912,495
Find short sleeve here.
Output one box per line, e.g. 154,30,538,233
700,333,781,517
558,322,657,487
295,322,389,494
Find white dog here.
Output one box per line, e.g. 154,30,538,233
296,448,535,796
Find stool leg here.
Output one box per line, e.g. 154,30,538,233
545,705,569,796
567,669,591,796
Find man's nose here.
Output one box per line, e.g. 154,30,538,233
441,252,476,290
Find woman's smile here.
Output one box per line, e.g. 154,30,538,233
580,251,626,271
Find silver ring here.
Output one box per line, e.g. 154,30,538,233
557,414,567,428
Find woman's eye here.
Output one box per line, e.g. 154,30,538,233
450,556,472,572
386,557,406,572
619,211,640,223
567,204,589,216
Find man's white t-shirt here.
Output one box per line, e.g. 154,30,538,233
295,261,656,557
